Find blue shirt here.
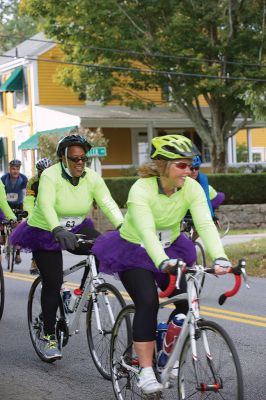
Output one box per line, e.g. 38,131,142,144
197,172,214,216
1,173,28,207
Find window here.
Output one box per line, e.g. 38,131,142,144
13,68,29,109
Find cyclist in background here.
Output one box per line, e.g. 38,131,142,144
10,134,123,361
24,158,53,275
1,159,28,264
190,155,225,212
93,135,231,396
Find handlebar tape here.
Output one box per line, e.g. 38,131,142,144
159,275,176,298
218,274,241,305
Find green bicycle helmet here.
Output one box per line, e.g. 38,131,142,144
151,135,199,160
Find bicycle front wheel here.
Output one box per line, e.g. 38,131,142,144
215,211,230,238
5,240,15,272
86,282,126,380
0,262,5,320
194,241,206,291
178,320,243,399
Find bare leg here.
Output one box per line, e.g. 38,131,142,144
134,341,155,368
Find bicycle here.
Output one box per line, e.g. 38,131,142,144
27,235,126,380
0,260,4,320
213,209,230,238
110,259,249,399
1,209,28,273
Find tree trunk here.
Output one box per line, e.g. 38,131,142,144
209,141,228,173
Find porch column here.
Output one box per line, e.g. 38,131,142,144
247,128,252,163
147,123,154,155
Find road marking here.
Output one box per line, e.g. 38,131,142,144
4,272,266,327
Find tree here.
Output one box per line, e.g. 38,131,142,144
0,0,38,52
20,0,266,171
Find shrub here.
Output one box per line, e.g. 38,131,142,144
103,174,266,207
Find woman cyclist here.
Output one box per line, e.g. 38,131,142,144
24,158,53,274
93,134,231,396
11,134,123,361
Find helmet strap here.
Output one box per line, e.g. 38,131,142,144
62,147,74,177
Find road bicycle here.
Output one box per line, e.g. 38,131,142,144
27,236,126,380
0,261,4,320
1,210,28,273
110,259,249,399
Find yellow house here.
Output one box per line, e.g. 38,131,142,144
0,32,265,177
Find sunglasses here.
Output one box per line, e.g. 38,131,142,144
190,166,199,171
171,161,193,170
67,155,89,163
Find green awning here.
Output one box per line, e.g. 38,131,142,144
0,67,23,92
18,126,78,150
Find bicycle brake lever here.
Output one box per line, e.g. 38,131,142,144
241,267,250,289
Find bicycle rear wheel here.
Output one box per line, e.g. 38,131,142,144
178,320,243,399
27,276,64,363
0,262,5,320
86,282,126,380
111,304,144,400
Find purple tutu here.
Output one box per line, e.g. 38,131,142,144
211,192,225,210
0,209,6,221
10,217,95,252
92,231,196,286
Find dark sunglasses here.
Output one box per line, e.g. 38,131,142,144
67,155,89,163
190,166,199,171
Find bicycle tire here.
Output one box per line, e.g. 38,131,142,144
194,241,206,291
215,211,230,238
178,319,244,399
28,276,61,363
111,304,148,400
9,246,15,273
86,282,126,380
0,262,5,320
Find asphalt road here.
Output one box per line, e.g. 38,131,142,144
0,234,266,400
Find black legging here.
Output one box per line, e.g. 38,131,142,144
120,268,188,342
33,225,100,336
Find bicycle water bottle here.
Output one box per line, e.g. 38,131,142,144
62,288,71,313
156,322,168,352
157,313,185,369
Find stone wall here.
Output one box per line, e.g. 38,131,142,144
90,204,266,232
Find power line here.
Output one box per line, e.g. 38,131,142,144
1,53,266,83
1,33,266,70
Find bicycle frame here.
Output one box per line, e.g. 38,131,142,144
160,269,202,386
59,255,104,336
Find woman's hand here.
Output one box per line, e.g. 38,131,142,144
213,258,232,275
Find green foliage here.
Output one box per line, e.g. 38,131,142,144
119,165,139,177
104,177,138,208
104,174,266,208
0,0,38,52
20,0,266,171
38,127,108,162
236,143,248,163
208,173,266,204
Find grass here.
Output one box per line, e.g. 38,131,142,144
205,238,266,277
228,228,266,235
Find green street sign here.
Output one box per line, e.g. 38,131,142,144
88,147,107,157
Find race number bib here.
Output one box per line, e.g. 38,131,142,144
156,230,171,248
6,193,18,202
59,216,82,230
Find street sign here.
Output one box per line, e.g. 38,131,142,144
88,147,107,157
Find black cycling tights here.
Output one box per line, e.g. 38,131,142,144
33,225,100,336
120,268,188,342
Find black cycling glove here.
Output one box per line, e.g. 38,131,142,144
52,226,79,251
